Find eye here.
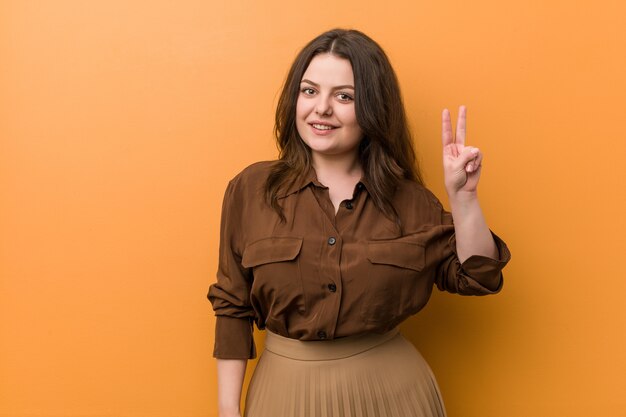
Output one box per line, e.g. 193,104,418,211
300,87,316,96
336,92,354,102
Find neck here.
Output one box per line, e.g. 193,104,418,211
311,152,362,179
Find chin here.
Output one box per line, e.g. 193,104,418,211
308,146,337,156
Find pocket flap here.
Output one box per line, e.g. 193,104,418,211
367,241,425,271
242,237,303,268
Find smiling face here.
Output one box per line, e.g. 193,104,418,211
295,53,364,163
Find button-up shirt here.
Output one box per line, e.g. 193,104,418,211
208,161,511,359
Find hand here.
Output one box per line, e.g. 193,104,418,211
442,105,483,196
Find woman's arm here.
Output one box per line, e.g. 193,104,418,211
448,194,498,263
216,359,247,417
441,105,498,263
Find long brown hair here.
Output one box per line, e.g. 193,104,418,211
265,28,423,222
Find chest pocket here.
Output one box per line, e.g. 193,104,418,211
242,237,306,315
360,240,426,324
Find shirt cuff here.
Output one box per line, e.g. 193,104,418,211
449,231,511,293
213,316,257,360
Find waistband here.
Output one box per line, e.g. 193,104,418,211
264,327,400,361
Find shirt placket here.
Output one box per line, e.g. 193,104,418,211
309,183,365,340
308,186,341,340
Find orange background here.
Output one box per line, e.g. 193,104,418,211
1,1,625,416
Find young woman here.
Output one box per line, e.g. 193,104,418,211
208,28,510,417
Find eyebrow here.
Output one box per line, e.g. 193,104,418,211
300,79,355,90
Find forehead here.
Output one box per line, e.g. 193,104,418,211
301,53,354,85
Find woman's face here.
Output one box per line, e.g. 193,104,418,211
295,53,364,162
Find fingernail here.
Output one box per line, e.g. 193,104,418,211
466,165,473,172
471,148,479,154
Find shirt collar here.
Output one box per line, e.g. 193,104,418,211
277,164,370,198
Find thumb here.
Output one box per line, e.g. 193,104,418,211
455,147,480,172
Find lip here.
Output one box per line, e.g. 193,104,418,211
308,122,338,136
307,120,339,136
308,120,339,128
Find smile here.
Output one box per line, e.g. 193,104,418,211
311,123,336,130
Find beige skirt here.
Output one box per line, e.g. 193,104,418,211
244,328,447,417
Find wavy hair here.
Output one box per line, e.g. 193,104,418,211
265,28,423,222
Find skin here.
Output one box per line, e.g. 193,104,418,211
216,58,499,417
442,106,499,265
296,53,364,160
295,53,364,212
216,359,245,417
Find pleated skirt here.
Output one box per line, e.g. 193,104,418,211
244,327,447,417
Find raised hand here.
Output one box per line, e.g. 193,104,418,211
441,105,483,196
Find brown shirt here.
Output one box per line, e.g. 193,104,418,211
208,161,511,359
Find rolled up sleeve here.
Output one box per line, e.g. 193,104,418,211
424,191,511,295
436,231,511,294
207,179,257,359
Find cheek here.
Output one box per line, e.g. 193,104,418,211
295,97,309,120
340,108,362,134
340,106,359,126
348,119,364,144
294,100,308,138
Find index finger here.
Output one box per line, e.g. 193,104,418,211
442,108,453,147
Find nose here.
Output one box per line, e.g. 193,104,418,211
314,95,332,116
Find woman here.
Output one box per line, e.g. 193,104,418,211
208,28,510,417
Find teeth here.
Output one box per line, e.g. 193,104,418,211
312,124,334,130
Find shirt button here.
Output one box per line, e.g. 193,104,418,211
345,201,353,209
317,331,327,339
327,283,337,292
328,237,336,245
